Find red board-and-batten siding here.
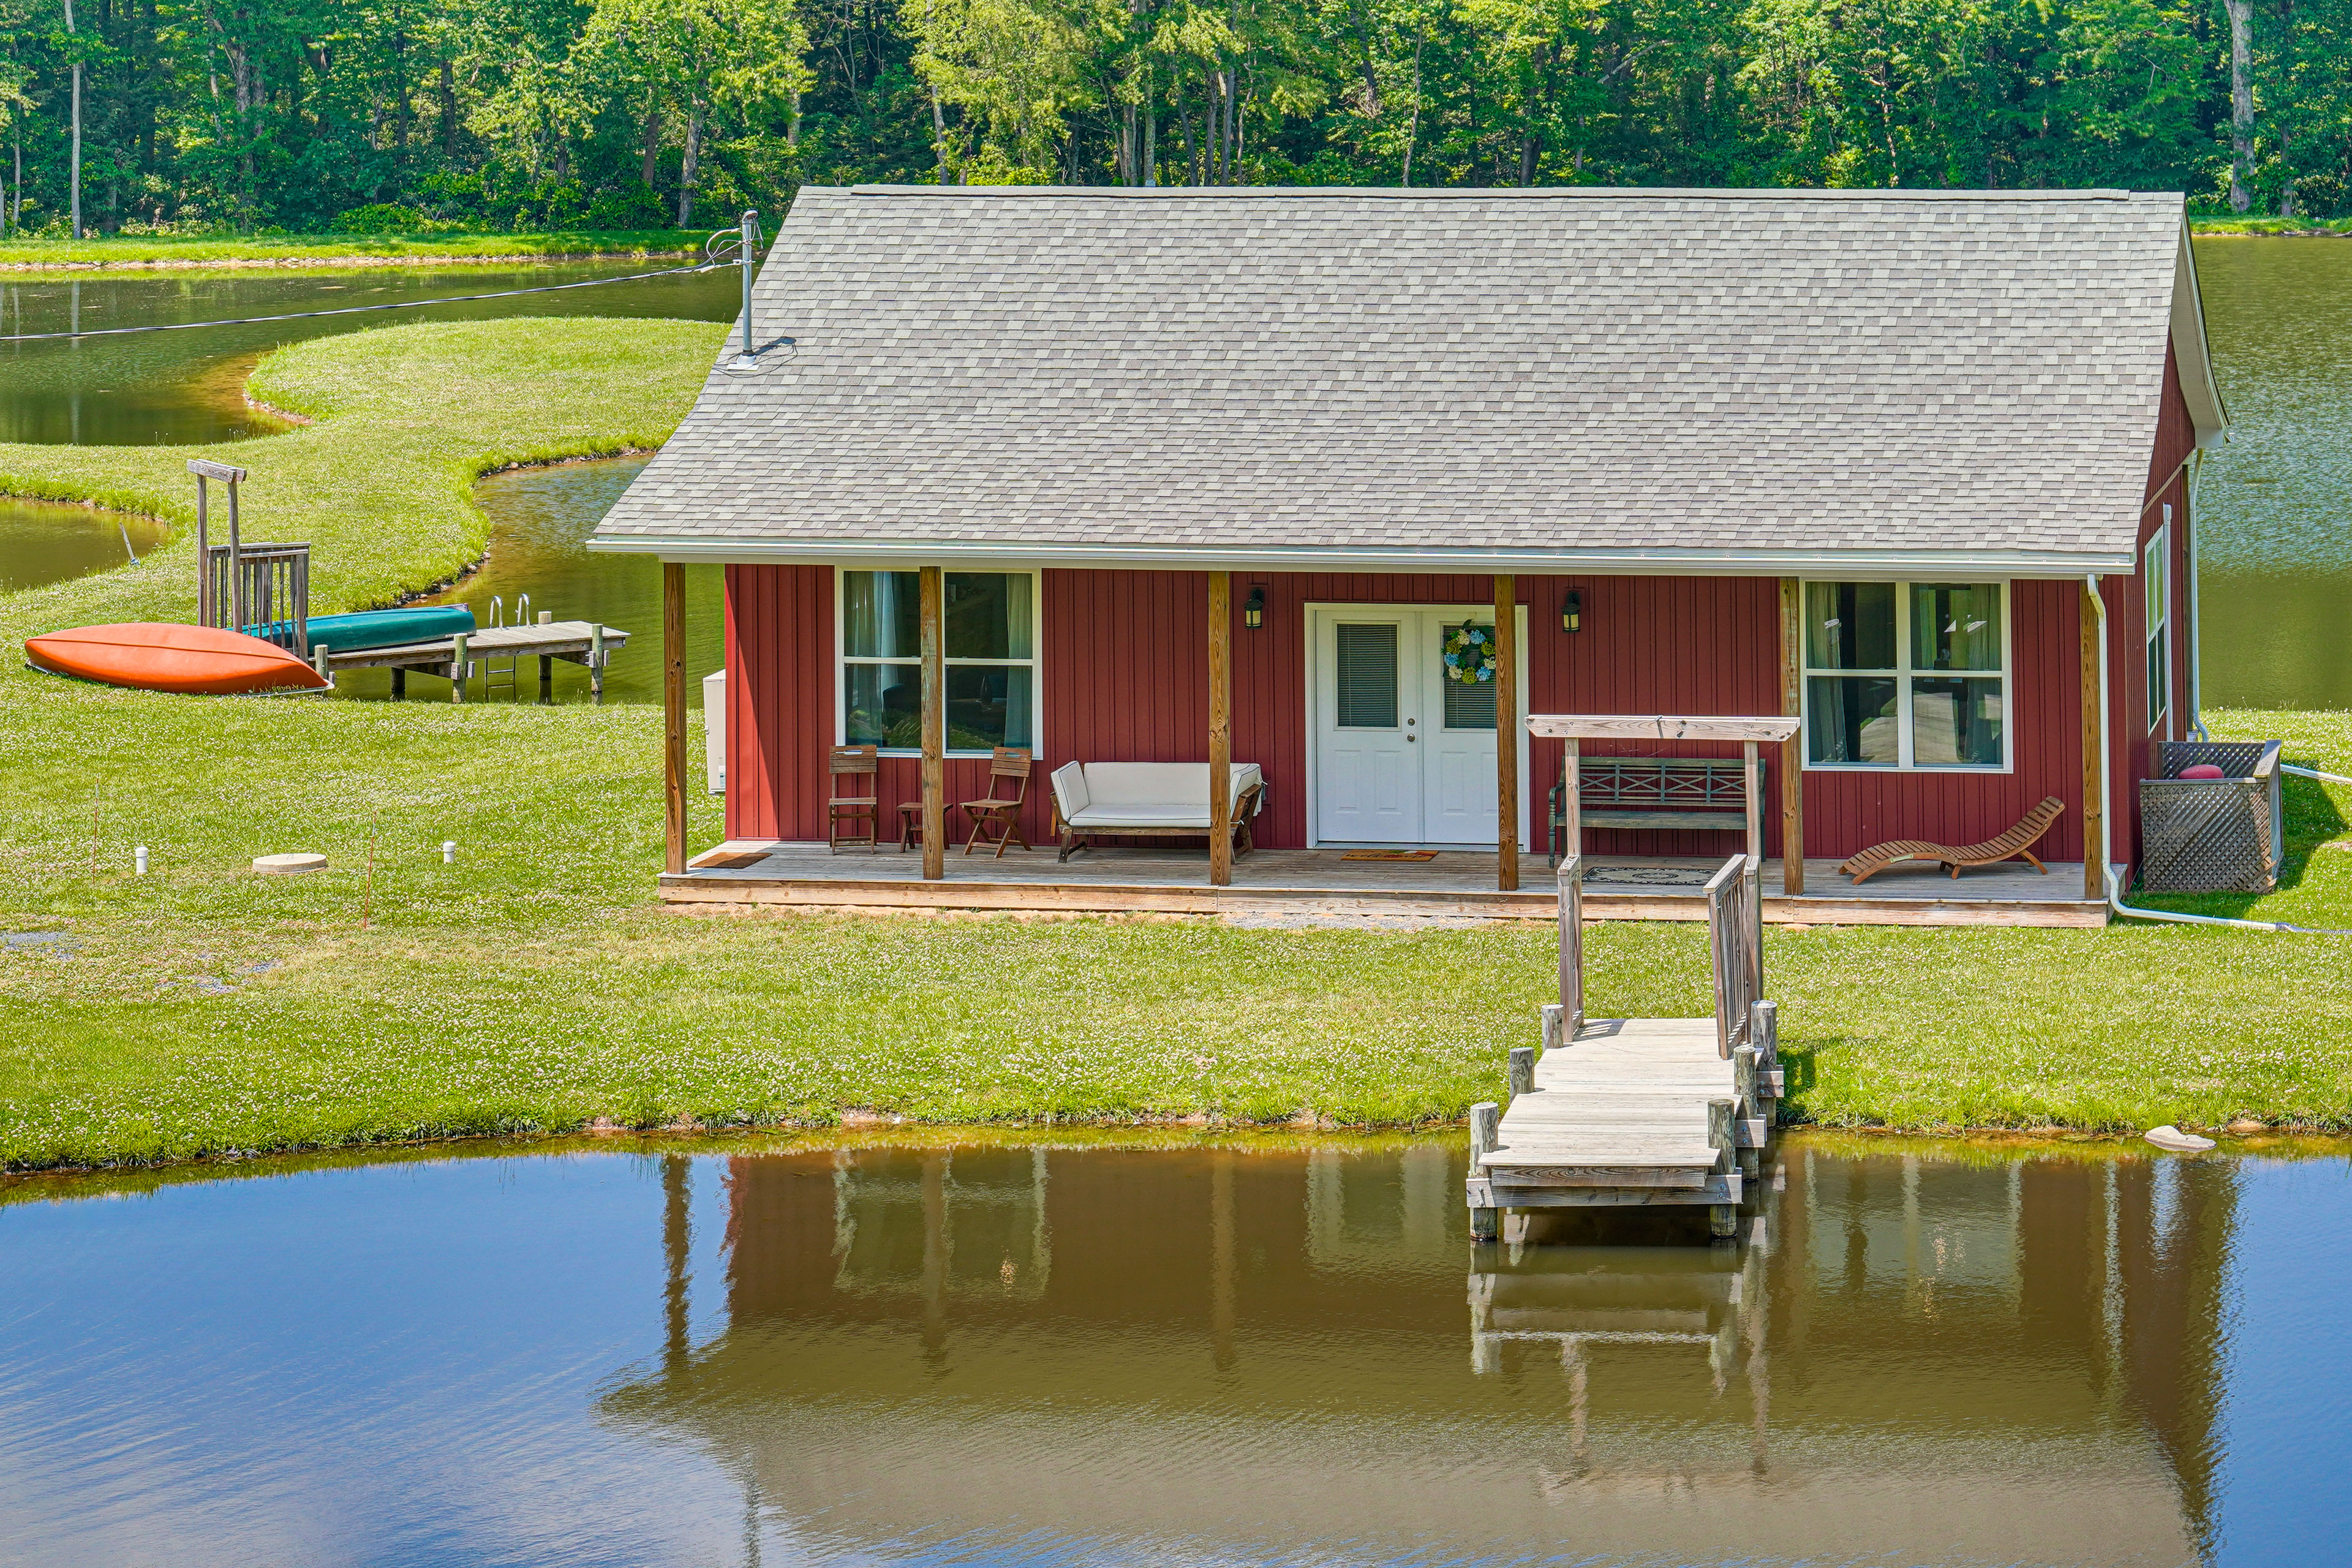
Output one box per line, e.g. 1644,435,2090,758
726,568,2090,865
723,349,2195,869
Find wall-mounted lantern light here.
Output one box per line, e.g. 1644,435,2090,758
1243,586,1267,631
1561,589,1583,634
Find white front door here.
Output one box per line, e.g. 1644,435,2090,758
1419,611,1499,844
1313,612,1419,842
1310,606,1529,846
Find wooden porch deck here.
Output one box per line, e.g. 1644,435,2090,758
663,842,2105,927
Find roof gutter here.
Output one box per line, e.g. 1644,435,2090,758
583,537,2138,578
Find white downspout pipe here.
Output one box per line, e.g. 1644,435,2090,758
2185,450,2207,738
2091,570,2347,933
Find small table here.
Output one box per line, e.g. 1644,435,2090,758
896,803,932,851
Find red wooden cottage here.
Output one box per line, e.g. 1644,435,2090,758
589,185,2226,922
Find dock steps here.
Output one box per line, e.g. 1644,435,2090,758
1469,840,1781,1240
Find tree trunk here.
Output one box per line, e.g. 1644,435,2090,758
932,85,948,181
788,86,803,150
1178,80,1196,185
677,102,702,227
1518,133,1538,185
641,100,665,187
440,57,457,157
64,0,80,239
1144,75,1156,186
2227,0,2253,213
1401,35,1422,186
391,28,410,153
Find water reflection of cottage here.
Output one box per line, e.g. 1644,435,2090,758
606,1145,2228,1567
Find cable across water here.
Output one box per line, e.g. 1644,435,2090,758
0,258,734,344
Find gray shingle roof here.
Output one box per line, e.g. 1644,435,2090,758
590,186,2216,573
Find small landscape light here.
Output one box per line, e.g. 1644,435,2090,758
442,840,458,864
1243,586,1266,631
1561,590,1583,634
135,845,149,876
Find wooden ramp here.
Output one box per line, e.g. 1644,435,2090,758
1469,842,1782,1240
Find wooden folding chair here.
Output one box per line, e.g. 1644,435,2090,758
960,747,1034,857
828,745,880,853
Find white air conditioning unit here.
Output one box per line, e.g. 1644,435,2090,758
703,669,726,794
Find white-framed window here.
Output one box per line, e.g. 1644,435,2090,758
2144,526,2170,735
836,569,1039,756
1801,581,2010,771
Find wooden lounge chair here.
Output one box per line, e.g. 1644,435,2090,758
961,747,1034,857
1838,796,2067,885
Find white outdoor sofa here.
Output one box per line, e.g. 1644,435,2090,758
1048,761,1267,863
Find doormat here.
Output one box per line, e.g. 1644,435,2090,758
1581,865,1714,887
1341,849,1440,862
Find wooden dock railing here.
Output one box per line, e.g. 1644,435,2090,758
1553,851,1585,1044
1704,852,1763,1060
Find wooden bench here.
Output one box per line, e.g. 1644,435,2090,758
1547,758,1752,866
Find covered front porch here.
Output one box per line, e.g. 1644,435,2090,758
663,842,2105,927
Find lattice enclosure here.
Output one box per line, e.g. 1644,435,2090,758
2138,741,2284,894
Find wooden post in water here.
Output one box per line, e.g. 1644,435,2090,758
1469,1101,1500,1242
919,566,944,882
1733,1044,1761,1180
449,631,469,704
1708,1097,1737,1239
1494,574,1518,892
663,563,687,875
1208,571,1233,888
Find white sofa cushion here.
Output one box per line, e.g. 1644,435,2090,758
1049,760,1090,822
1060,763,1262,829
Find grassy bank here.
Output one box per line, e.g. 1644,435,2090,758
2191,216,2352,237
3,322,2351,1170
0,230,704,271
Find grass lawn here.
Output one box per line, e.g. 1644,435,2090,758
0,230,705,270
3,322,2351,1171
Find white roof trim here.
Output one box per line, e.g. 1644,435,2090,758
2174,224,2231,447
585,536,2135,579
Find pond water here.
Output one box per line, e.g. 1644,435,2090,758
2192,239,2352,710
2,1136,2345,1567
0,497,167,593
322,457,725,709
0,262,740,447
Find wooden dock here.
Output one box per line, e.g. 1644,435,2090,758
1468,851,1781,1241
317,620,628,702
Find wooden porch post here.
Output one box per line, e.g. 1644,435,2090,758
921,566,945,881
1494,575,1520,892
2081,579,2105,900
1777,578,1804,895
1208,571,1233,888
662,561,687,875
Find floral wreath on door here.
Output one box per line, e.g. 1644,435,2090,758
1442,620,1496,684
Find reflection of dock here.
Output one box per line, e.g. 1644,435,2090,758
1472,1226,1774,1472
322,620,627,701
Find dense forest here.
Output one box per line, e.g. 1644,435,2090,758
0,0,2346,236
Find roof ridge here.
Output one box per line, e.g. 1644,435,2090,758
843,183,2154,202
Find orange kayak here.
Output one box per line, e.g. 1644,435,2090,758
25,623,330,695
